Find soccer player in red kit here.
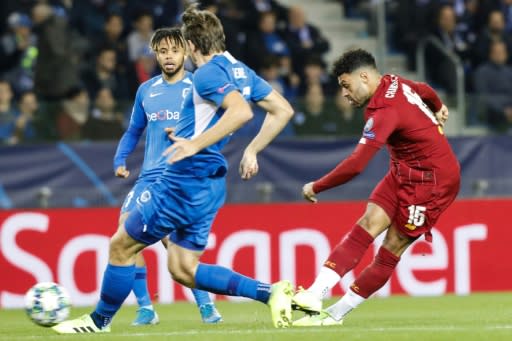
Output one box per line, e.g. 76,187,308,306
292,48,460,326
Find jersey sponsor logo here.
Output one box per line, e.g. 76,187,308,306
149,92,163,98
384,75,399,98
146,110,180,121
217,83,233,94
363,117,376,139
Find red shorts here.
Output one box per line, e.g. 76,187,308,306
369,168,460,241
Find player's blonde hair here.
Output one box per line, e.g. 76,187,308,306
181,3,226,55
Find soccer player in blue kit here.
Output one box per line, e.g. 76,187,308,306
113,27,221,325
52,4,295,334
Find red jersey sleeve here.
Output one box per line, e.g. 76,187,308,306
401,79,442,113
313,143,380,193
360,107,399,149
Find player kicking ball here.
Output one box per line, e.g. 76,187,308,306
52,4,295,334
113,27,221,325
291,48,459,326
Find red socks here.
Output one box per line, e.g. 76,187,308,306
351,246,400,298
324,224,374,277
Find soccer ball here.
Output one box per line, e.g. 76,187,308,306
24,282,71,327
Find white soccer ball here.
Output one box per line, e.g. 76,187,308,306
24,282,71,327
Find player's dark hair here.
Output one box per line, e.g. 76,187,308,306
181,3,226,55
150,27,185,52
332,48,377,77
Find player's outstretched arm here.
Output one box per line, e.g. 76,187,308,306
308,143,380,200
164,91,253,163
239,90,294,180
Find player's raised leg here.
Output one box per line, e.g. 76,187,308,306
52,211,149,334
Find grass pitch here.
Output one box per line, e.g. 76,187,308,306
1,293,511,341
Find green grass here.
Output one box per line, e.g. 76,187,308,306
1,293,511,341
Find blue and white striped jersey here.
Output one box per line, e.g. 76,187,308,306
170,51,272,176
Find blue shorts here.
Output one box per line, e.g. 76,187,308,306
124,172,226,251
120,177,154,214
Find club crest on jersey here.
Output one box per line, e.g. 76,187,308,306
363,118,376,139
139,190,151,203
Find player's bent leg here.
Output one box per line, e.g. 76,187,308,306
167,240,223,323
53,212,149,334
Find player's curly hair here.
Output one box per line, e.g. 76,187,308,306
150,27,185,52
181,3,226,55
332,48,377,77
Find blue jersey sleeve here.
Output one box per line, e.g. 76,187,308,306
194,63,236,106
113,86,147,170
248,69,272,102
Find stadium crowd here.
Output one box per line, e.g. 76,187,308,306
0,0,511,145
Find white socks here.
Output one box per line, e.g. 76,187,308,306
307,267,341,299
326,289,366,321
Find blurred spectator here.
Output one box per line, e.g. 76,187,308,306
333,88,365,136
455,0,479,47
56,87,90,141
394,0,437,70
82,46,129,101
293,83,339,136
203,0,247,60
239,0,289,31
69,0,109,39
14,90,39,143
32,3,85,101
259,55,299,105
0,80,18,145
127,11,154,62
300,55,336,96
82,88,124,140
473,40,512,132
500,0,512,32
93,14,128,68
134,47,157,84
245,11,290,71
283,5,330,77
427,4,471,94
473,10,512,67
0,12,37,95
123,0,182,28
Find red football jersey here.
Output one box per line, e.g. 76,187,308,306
313,74,460,194
360,74,459,178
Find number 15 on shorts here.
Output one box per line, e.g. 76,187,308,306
406,205,426,230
